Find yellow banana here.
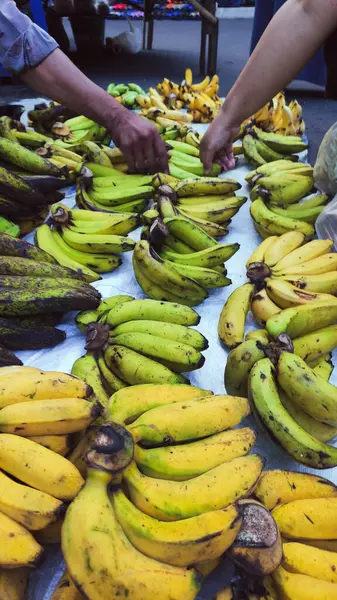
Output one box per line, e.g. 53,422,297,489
281,272,337,295
51,570,82,600
0,369,91,409
269,239,333,272
195,557,221,578
107,384,211,425
273,498,337,539
0,398,101,436
293,325,337,363
246,236,278,267
218,283,254,348
28,434,72,456
245,329,269,343
283,542,337,583
250,198,315,237
255,469,337,510
274,252,337,277
191,75,210,92
124,455,265,521
129,394,250,447
280,391,337,442
62,467,201,600
175,177,241,197
263,231,305,267
71,354,110,408
266,300,337,339
272,565,337,600
225,337,269,397
0,435,84,501
0,511,43,568
113,488,241,567
134,427,256,480
265,278,337,309
0,568,29,599
251,287,281,325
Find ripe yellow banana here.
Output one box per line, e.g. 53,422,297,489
273,253,337,277
218,283,254,348
107,384,211,425
274,239,333,273
251,287,281,325
28,434,72,456
124,455,265,521
245,329,269,343
0,398,101,436
224,337,268,397
282,272,337,295
62,467,201,600
129,394,250,447
0,511,43,568
255,469,337,510
134,427,256,480
0,435,84,501
272,565,337,600
266,301,337,338
250,199,314,238
277,352,337,425
283,542,337,583
0,568,29,600
51,570,82,600
263,231,305,267
0,369,91,409
280,389,337,442
293,325,337,363
175,177,241,197
265,278,337,309
273,497,337,539
246,236,278,267
113,488,241,567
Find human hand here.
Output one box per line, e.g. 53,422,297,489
109,110,168,174
200,111,240,173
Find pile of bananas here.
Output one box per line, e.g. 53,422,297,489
35,203,139,280
240,91,305,137
242,126,308,168
73,294,208,387
0,232,100,354
60,383,271,599
247,159,327,238
156,68,222,123
107,82,147,109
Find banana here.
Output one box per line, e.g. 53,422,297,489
280,388,337,443
251,287,281,325
163,216,218,250
255,470,337,510
167,261,230,288
160,243,239,268
293,325,337,362
266,301,337,338
169,163,196,179
218,283,255,348
313,358,333,378
93,174,152,187
62,466,201,600
124,455,264,521
246,236,278,267
175,193,235,206
50,228,122,274
263,231,305,267
255,138,288,162
283,542,337,583
246,329,269,342
270,203,323,223
105,345,187,385
107,384,210,425
0,511,43,568
129,394,250,447
28,434,72,456
272,565,337,600
176,209,229,237
88,185,153,207
243,134,266,167
0,398,101,436
0,231,55,264
36,225,99,282
77,184,148,214
112,332,204,370
258,175,314,205
67,214,140,236
274,253,337,277
0,165,50,205
0,434,84,500
97,355,127,394
273,239,333,272
249,357,337,467
133,256,194,304
71,354,110,407
250,199,314,237
225,337,268,397
0,287,98,317
51,570,82,600
0,469,65,530
134,427,256,480
265,278,337,309
0,136,63,175
175,177,240,197
282,272,337,295
167,140,199,156
273,497,337,539
180,198,246,224
0,567,29,600
111,319,207,350
113,488,241,567
60,228,135,254
277,352,337,425
284,192,328,211
252,159,312,178
255,129,308,153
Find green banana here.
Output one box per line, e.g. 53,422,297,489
175,177,240,197
76,309,99,332
269,204,323,223
175,209,229,238
258,175,314,205
254,129,308,154
159,243,239,268
166,261,230,288
225,337,268,397
132,256,192,305
163,234,195,254
97,355,127,393
49,228,121,273
0,232,56,264
254,138,291,163
106,298,200,328
266,301,337,339
0,117,17,142
0,287,99,317
250,199,314,237
167,140,199,157
110,320,207,350
0,137,63,176
0,166,47,205
280,392,337,443
60,228,135,254
243,134,266,167
71,353,109,408
89,185,153,207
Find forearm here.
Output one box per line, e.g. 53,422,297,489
21,48,126,131
223,0,337,126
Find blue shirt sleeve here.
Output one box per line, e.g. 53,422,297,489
0,0,58,73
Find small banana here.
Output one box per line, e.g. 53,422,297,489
265,278,336,309
28,434,72,456
175,177,241,197
280,392,337,443
111,319,207,351
246,236,278,267
0,568,29,600
218,283,254,348
0,511,43,568
273,497,337,539
243,134,266,167
160,243,239,268
263,231,305,267
293,325,337,363
274,239,333,272
273,565,337,600
266,300,337,338
251,287,281,325
254,129,308,153
107,297,200,328
283,542,337,583
250,199,314,238
225,337,268,397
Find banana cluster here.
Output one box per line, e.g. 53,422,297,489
0,232,100,355
240,91,305,137
156,68,222,123
107,82,148,109
35,203,139,280
0,364,94,579
243,127,308,169
253,469,337,600
61,383,269,599
74,294,208,388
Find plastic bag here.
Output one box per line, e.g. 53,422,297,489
314,121,337,196
315,192,337,247
106,18,142,54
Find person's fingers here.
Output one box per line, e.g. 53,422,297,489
141,136,158,174
133,137,150,173
200,141,215,174
120,142,136,173
154,134,169,174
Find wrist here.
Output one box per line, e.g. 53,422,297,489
220,95,246,129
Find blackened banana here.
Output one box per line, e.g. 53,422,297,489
0,319,66,350
0,288,99,316
0,166,47,205
0,233,56,264
0,255,91,281
0,344,22,366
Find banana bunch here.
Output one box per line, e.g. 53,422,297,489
74,294,209,387
240,91,305,137
107,82,148,110
36,203,139,278
242,127,308,169
0,233,100,352
156,68,222,123
253,469,337,599
167,139,223,179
